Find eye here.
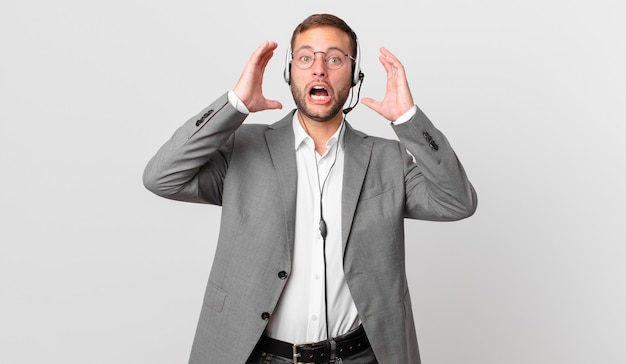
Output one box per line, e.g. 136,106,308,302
295,50,314,64
327,56,342,65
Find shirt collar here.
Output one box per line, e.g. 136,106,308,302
292,111,345,153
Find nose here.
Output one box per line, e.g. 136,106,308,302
311,52,327,78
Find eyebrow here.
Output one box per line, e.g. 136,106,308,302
294,45,347,54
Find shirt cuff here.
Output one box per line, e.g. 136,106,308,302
228,90,250,114
392,105,417,125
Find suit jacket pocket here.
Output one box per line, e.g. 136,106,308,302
359,181,393,202
203,282,227,313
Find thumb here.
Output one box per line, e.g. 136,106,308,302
265,99,283,110
360,97,380,112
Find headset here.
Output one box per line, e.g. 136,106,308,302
283,38,364,87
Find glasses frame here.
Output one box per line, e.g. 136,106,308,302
290,47,356,71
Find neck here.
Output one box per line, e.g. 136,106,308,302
297,112,343,155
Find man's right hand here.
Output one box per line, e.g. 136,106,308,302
232,41,283,113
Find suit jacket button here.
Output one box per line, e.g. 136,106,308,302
278,271,288,280
195,110,214,127
261,312,270,321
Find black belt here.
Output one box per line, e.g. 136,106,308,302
254,325,370,363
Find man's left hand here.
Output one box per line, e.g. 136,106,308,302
361,47,415,122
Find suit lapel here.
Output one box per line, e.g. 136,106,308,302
265,112,298,259
264,115,373,257
341,122,373,254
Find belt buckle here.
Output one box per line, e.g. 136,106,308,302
292,343,302,364
329,338,341,364
292,342,313,364
292,339,341,364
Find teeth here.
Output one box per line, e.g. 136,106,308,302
310,85,329,101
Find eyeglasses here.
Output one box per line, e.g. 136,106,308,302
291,48,356,70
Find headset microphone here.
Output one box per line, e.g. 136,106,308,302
343,71,365,115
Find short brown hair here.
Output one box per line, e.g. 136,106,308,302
290,14,358,58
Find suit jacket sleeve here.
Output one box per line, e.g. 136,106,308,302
142,92,247,204
392,105,477,221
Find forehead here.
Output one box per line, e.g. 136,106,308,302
293,26,351,51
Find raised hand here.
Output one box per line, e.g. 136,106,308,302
361,47,415,122
233,41,283,113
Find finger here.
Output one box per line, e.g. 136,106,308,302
379,47,408,77
379,54,394,73
380,57,405,83
257,41,278,56
257,42,278,68
248,41,277,70
380,47,405,72
379,55,398,94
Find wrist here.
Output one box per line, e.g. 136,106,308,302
228,90,250,114
392,105,417,125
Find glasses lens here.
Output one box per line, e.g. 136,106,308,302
293,49,314,69
325,50,345,70
292,49,347,70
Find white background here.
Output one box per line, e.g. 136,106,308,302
1,1,625,363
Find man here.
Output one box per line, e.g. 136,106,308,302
144,13,477,364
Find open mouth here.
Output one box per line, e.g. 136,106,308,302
309,85,331,103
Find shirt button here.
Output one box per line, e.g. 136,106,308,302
311,315,318,321
278,271,288,280
261,312,270,321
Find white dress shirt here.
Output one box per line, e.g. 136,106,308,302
226,91,417,344
263,111,360,343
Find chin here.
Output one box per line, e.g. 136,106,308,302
304,105,343,122
292,86,347,122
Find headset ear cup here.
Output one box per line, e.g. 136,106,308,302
283,46,292,85
352,39,362,86
284,62,291,85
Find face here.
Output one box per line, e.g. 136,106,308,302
289,26,354,123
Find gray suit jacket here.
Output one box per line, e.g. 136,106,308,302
143,93,477,363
